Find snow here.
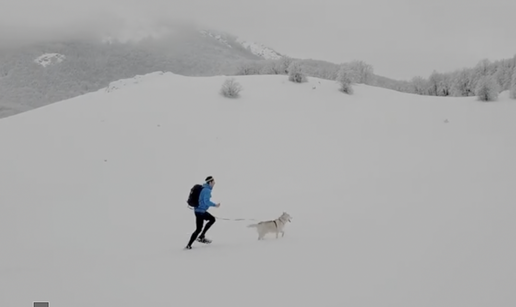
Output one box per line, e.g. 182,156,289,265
34,53,65,67
1,73,515,307
236,37,283,60
199,29,284,60
104,71,165,93
199,30,233,49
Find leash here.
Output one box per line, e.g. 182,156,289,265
187,205,257,222
213,216,258,221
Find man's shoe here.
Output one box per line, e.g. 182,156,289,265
197,237,212,244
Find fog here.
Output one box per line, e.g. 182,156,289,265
0,0,202,49
1,0,515,80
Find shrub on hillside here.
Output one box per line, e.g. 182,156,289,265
475,75,500,102
510,69,516,99
336,64,355,94
288,61,307,83
220,78,242,98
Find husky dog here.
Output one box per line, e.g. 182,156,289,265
247,212,292,240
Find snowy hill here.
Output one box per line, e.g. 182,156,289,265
1,73,515,307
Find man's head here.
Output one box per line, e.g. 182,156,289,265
205,176,215,188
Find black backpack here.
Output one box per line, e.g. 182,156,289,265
187,184,204,208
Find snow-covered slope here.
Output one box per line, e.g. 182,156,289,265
236,37,283,60
199,30,233,49
199,29,283,59
1,73,515,307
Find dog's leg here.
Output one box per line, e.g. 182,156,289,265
281,231,285,237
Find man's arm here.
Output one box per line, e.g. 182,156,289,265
201,189,217,207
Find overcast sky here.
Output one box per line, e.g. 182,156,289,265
1,0,515,80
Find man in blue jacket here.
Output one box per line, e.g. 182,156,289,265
185,176,220,249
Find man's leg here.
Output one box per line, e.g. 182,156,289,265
198,212,216,240
186,213,204,248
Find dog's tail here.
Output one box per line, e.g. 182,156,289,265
247,223,258,228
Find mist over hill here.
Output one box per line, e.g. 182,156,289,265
0,26,280,118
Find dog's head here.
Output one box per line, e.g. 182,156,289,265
282,211,292,222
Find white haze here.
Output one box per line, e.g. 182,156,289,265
1,0,515,80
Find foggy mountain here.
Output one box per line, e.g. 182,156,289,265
0,27,283,118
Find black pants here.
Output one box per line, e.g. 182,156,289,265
187,211,216,246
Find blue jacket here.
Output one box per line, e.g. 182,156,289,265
194,183,217,213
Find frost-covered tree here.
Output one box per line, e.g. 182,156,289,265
492,59,514,91
510,69,516,99
451,68,474,96
440,73,452,96
259,60,281,75
469,58,494,91
234,62,261,75
346,60,374,84
475,75,500,102
336,64,355,94
276,56,294,74
426,71,439,96
411,76,427,95
427,71,451,96
291,59,340,80
475,58,493,76
288,61,307,83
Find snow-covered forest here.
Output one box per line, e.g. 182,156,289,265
237,55,516,100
